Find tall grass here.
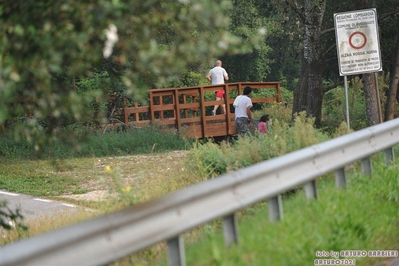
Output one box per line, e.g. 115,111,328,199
186,112,330,178
153,161,399,266
0,124,190,160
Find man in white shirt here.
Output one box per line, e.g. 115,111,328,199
233,86,253,136
206,60,228,115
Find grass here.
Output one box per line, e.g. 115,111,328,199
1,116,398,265
0,158,91,196
0,151,196,204
0,124,190,160
0,150,203,246
151,161,399,266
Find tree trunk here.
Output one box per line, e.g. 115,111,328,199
363,73,380,125
385,37,399,120
358,0,381,126
292,0,326,127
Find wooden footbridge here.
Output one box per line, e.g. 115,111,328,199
114,82,281,138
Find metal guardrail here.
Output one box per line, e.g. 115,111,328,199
1,118,398,266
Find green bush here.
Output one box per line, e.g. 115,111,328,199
186,111,329,177
186,140,228,179
164,71,209,88
322,77,367,133
249,88,293,127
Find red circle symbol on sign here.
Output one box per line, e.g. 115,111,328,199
349,32,367,49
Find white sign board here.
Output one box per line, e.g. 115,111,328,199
334,8,382,76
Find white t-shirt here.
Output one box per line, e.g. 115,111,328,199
234,95,252,118
208,66,228,85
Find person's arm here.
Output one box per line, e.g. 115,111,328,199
246,106,252,121
224,69,229,81
206,71,211,82
263,122,268,133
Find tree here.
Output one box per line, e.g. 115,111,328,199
275,0,399,127
384,22,399,120
286,0,327,127
220,0,272,82
0,0,263,150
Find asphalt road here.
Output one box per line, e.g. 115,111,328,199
0,190,78,223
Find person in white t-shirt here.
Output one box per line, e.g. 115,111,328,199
206,60,228,115
233,86,253,136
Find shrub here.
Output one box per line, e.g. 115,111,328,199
322,77,367,133
186,111,329,176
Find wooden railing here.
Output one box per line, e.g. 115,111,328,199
115,82,281,138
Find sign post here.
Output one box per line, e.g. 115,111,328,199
334,8,382,129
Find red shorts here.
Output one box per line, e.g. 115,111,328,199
215,90,225,98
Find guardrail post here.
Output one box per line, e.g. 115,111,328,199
335,168,347,189
384,147,395,165
222,214,239,246
268,195,283,222
167,236,186,266
361,157,372,174
304,180,317,200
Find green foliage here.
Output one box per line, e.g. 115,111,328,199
186,111,329,177
0,0,263,154
222,0,272,82
263,20,302,89
358,163,399,203
76,71,128,124
331,121,354,138
107,166,138,208
0,124,189,160
164,71,209,88
322,77,367,133
251,87,293,122
186,141,228,178
182,164,399,266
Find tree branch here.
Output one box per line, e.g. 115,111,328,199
378,10,399,22
284,0,306,23
322,43,336,59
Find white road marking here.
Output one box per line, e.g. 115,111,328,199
0,191,19,196
61,203,76,208
33,198,52,202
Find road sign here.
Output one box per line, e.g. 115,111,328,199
334,8,382,76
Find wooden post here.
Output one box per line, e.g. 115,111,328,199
174,89,181,132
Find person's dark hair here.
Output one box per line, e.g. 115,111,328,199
260,114,269,122
243,86,252,95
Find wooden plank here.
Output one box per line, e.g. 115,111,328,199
155,118,177,126
151,104,176,111
180,117,201,123
180,124,203,139
178,103,200,111
204,120,228,137
124,106,150,113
